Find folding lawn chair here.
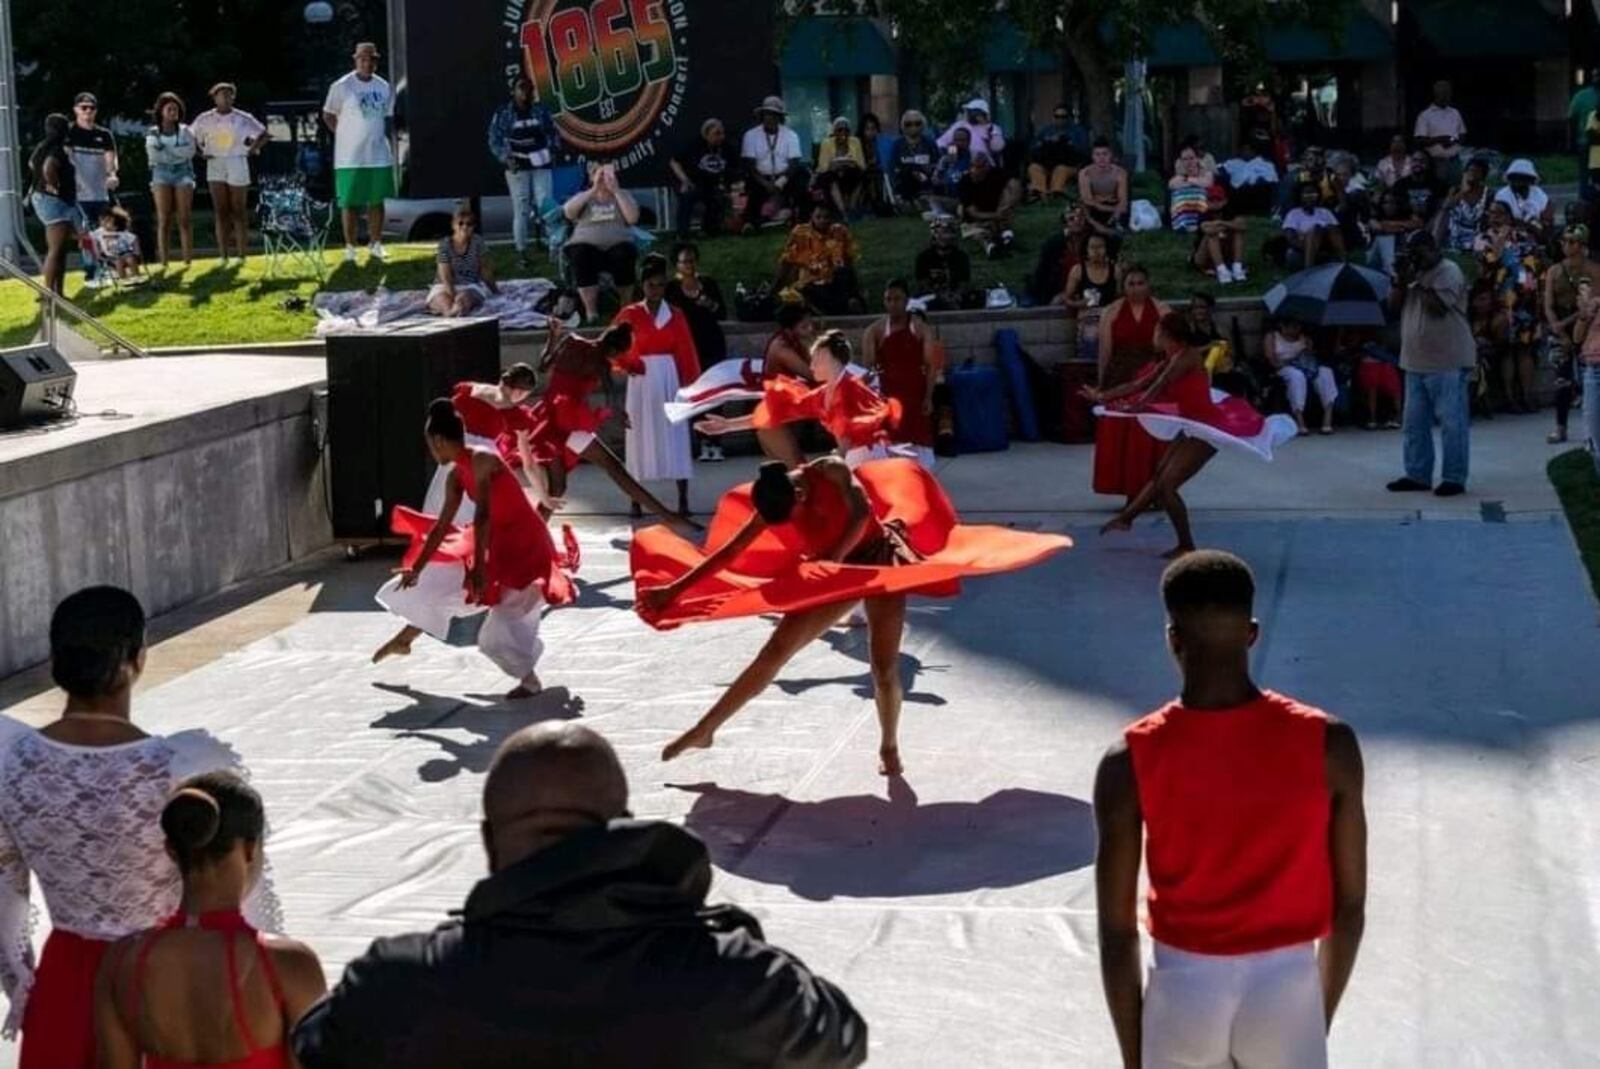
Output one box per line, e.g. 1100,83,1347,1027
258,174,333,281
86,230,152,292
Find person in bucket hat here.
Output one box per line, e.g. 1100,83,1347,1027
740,95,808,229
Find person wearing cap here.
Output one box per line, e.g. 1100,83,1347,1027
740,96,808,230
668,118,736,238
957,151,1019,259
889,110,938,205
190,83,266,266
813,116,865,215
914,215,972,310
936,98,1005,168
1387,229,1474,497
1493,159,1555,239
63,91,117,287
323,42,395,264
488,75,559,263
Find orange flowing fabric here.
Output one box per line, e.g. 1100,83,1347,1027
751,374,901,448
630,458,1072,629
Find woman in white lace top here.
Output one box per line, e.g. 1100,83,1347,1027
0,587,280,1069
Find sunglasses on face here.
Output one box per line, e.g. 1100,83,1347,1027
76,104,96,111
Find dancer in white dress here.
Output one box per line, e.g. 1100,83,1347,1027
612,253,701,518
0,587,278,1069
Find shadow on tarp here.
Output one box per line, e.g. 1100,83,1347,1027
673,777,1094,901
369,681,585,782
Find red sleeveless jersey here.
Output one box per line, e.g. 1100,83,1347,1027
1125,690,1333,955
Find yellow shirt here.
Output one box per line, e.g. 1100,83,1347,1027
1587,113,1600,171
817,136,865,172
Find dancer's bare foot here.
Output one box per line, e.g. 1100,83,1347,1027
878,746,903,776
371,636,413,664
662,726,715,762
1100,515,1132,536
506,679,543,700
1160,544,1195,560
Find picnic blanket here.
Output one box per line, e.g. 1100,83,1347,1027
312,277,558,335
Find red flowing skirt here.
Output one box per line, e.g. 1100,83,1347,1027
1092,417,1168,497
20,929,112,1069
391,507,574,608
631,459,1072,629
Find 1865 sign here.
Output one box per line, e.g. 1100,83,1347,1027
505,0,690,171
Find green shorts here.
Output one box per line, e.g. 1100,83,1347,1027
335,166,395,209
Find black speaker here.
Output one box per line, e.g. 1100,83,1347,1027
0,345,76,428
326,318,502,540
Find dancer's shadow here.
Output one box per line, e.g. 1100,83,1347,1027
369,682,585,782
673,777,1094,900
572,574,633,611
772,645,949,707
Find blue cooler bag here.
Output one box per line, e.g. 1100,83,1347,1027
949,360,1010,453
993,328,1041,441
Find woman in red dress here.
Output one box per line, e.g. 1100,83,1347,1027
694,330,901,468
862,278,936,465
94,773,326,1069
372,400,574,698
1085,313,1296,558
1092,264,1171,503
633,457,1071,774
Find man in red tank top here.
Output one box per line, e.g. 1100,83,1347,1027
1094,551,1366,1069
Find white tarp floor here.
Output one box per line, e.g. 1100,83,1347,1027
6,510,1600,1067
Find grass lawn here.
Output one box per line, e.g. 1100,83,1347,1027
1,194,1295,351
1550,447,1600,600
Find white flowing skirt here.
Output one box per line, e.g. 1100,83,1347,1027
375,564,545,681
843,441,935,470
1095,391,1299,463
421,432,497,522
626,355,693,481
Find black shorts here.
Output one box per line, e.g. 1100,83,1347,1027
566,242,637,288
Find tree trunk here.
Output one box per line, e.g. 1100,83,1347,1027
1065,35,1116,142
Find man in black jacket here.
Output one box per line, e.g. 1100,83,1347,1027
293,723,867,1068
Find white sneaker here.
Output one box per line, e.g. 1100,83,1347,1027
344,245,358,263
1231,262,1248,282
368,241,388,263
709,444,725,462
1215,264,1232,285
698,441,716,462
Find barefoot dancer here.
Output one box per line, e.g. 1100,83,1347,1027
372,400,573,698
633,457,1071,773
1085,313,1296,558
694,330,906,468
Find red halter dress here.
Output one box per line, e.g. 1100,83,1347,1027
873,323,934,448
1092,299,1168,495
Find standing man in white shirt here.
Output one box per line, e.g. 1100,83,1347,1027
1413,80,1466,185
323,41,395,263
739,96,808,230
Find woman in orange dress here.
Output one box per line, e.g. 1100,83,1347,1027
694,330,902,468
1092,264,1170,503
633,457,1071,774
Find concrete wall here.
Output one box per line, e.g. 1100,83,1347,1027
0,389,331,677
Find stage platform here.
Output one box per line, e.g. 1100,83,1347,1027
2,415,1598,1067
0,355,331,676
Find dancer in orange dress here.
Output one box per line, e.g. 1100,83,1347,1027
633,457,1071,773
1092,265,1171,503
1084,313,1296,559
371,400,574,698
694,330,902,468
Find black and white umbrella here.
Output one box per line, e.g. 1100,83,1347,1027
1263,262,1392,327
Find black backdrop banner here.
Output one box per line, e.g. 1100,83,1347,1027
399,0,776,196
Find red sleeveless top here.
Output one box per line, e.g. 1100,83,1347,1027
1126,690,1333,956
874,324,933,447
448,449,570,605
784,464,881,559
123,910,290,1069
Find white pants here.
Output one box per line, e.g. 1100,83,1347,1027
1278,365,1338,414
1142,940,1327,1069
375,566,545,684
625,354,693,482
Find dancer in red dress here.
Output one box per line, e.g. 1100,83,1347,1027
862,279,936,466
1092,265,1171,502
694,330,902,468
1084,313,1296,558
372,400,574,698
633,457,1071,773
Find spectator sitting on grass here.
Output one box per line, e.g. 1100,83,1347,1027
1192,184,1247,285
814,116,866,216
1394,150,1444,231
915,215,974,311
1368,186,1423,274
669,118,736,240
1167,145,1213,234
1031,205,1096,306
91,205,143,280
1026,104,1083,203
1078,138,1129,236
1439,155,1492,253
930,126,974,214
428,203,498,318
1494,159,1555,243
1278,181,1344,269
890,110,939,206
777,202,864,316
858,113,890,215
563,162,639,323
1329,160,1371,261
740,96,809,230
1218,135,1278,215
292,724,868,1069
1277,144,1331,214
957,152,1020,259
1374,133,1411,189
938,98,1005,167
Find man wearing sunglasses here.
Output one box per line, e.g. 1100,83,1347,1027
890,109,938,207
65,92,118,287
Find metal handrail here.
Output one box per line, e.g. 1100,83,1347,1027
0,256,148,358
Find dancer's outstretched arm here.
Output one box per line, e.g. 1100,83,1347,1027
398,472,465,586
695,412,755,435
639,515,765,613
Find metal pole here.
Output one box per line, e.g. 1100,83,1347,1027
0,0,37,270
